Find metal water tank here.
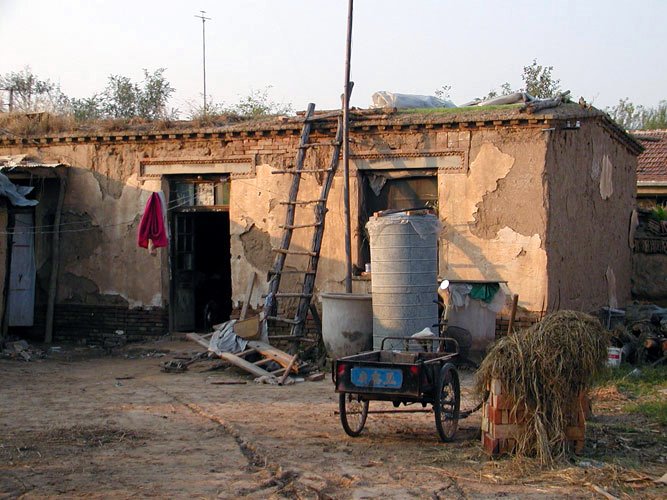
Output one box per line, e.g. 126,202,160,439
366,213,441,349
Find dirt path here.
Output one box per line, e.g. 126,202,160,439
1,341,664,498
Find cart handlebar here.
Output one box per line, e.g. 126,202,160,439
379,336,459,354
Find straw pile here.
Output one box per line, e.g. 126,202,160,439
475,310,610,464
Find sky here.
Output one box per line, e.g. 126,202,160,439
1,0,666,116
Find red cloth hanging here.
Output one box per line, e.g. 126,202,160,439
137,192,168,249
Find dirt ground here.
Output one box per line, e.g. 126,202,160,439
1,340,665,499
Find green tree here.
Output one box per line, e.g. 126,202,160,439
643,101,667,129
434,85,452,100
101,75,139,118
99,69,175,120
606,98,644,130
136,69,176,120
0,67,69,113
229,86,292,117
70,95,104,121
521,59,561,98
606,98,667,130
483,82,513,100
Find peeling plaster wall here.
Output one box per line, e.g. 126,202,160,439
545,122,636,312
439,129,549,312
0,143,164,310
57,168,162,308
0,117,635,329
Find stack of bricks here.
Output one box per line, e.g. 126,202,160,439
481,379,587,456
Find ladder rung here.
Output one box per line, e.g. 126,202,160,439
273,249,317,256
275,292,313,298
237,348,258,358
268,271,315,277
266,316,302,325
303,110,342,122
299,141,341,149
253,358,273,366
279,222,322,229
272,168,332,174
279,199,325,205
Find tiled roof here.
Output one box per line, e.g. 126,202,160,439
631,130,667,182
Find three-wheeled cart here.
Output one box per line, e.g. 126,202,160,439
333,336,462,442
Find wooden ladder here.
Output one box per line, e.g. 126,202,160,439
261,103,343,341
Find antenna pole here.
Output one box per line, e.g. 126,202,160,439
195,10,212,112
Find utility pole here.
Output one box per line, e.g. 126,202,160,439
342,0,354,293
195,10,211,112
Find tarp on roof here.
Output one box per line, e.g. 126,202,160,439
0,155,68,206
0,172,38,206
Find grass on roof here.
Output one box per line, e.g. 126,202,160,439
400,104,524,115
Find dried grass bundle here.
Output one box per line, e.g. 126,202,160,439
475,310,610,464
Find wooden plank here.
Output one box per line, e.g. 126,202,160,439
218,352,273,378
279,354,299,385
240,273,256,321
45,173,66,343
186,332,211,349
247,341,299,373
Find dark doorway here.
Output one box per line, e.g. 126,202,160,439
169,175,232,332
171,211,231,332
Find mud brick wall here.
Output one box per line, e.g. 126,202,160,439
54,304,168,343
494,314,539,336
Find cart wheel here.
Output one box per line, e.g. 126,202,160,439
339,393,369,437
434,363,460,442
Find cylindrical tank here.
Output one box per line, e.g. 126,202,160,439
321,293,373,358
366,213,441,350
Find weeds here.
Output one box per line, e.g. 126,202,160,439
627,401,667,425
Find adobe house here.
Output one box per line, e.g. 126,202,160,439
628,130,667,301
0,104,641,343
631,129,667,208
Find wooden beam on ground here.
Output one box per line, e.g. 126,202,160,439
247,340,299,373
185,332,212,350
279,354,299,385
218,352,273,378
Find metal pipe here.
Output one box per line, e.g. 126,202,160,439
342,0,354,293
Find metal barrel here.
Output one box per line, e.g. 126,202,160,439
366,213,440,350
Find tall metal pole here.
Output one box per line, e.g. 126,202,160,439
195,10,211,112
342,0,354,293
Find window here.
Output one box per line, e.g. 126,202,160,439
171,176,230,210
359,170,438,266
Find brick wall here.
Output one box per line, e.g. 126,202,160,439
495,314,539,337
54,304,168,343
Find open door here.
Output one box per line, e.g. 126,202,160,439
169,176,232,333
172,213,196,331
7,212,36,327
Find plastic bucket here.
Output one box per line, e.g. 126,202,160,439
607,347,622,368
321,293,373,359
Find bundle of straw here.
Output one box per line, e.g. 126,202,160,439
475,310,610,464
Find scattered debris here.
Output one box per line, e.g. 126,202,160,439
1,339,46,361
208,380,247,385
603,303,667,364
184,331,311,383
161,352,209,373
306,372,325,382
